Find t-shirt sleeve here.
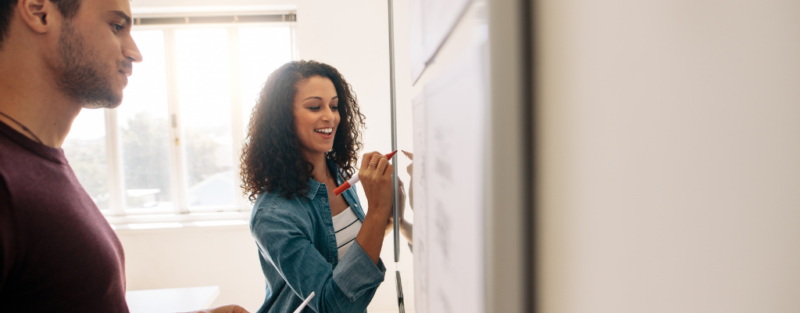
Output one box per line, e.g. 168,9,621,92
0,175,14,290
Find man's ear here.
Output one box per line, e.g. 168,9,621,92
16,0,58,34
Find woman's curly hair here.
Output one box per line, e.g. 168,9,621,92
240,60,366,201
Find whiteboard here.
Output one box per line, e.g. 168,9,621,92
409,0,473,83
413,43,487,313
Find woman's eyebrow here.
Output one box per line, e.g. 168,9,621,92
302,96,339,101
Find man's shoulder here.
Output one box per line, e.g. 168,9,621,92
0,132,27,164
0,138,30,195
0,130,52,179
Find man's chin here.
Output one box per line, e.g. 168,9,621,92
81,93,123,109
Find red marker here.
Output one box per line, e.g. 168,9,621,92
334,150,398,196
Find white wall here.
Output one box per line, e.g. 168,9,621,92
122,0,414,312
537,1,800,312
117,225,265,310
295,0,394,156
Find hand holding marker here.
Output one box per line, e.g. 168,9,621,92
333,150,398,196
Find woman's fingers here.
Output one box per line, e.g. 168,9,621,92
368,153,386,175
360,151,397,221
376,157,390,176
360,151,380,173
360,152,374,172
385,163,394,177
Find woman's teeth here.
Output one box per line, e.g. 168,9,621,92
315,128,333,135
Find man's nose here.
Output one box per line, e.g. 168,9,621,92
124,36,143,63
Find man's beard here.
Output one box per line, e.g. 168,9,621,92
56,21,130,109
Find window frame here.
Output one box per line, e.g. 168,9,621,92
100,17,297,222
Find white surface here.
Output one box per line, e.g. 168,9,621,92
126,286,219,313
419,0,471,60
407,2,488,313
117,224,265,311
408,0,425,82
408,0,473,82
420,42,487,313
537,0,800,312
410,93,428,313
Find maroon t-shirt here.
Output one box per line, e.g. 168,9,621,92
0,120,128,312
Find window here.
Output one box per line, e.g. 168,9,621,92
63,109,109,211
63,15,296,219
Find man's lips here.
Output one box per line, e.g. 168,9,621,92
118,71,129,86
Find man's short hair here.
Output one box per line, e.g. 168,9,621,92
0,0,82,49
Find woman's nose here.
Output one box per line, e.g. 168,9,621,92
321,107,334,121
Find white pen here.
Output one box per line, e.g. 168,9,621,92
293,291,315,313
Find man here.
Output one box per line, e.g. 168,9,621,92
0,0,247,311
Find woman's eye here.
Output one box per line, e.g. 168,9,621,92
331,105,339,111
111,24,123,32
309,106,320,111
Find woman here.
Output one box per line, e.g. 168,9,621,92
241,60,396,313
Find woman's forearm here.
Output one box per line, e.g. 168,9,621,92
356,207,391,264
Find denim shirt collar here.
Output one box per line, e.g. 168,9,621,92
305,179,322,200
304,158,344,200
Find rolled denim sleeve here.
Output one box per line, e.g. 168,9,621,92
252,205,385,313
333,240,386,300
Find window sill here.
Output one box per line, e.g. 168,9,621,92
107,211,251,232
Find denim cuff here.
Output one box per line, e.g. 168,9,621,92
332,240,386,301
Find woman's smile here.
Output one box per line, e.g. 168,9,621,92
314,127,334,137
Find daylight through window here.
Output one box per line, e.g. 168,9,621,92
63,19,296,218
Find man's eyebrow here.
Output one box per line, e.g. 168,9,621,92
109,10,132,26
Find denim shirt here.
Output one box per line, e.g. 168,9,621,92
249,161,386,313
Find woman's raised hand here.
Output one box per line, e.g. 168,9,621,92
359,151,395,219
356,152,396,264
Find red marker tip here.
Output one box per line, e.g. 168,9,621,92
385,150,398,159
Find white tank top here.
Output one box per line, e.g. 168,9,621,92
331,206,362,260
